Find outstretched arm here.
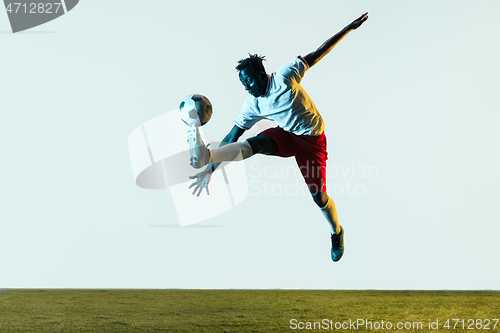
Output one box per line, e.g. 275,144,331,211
303,12,368,68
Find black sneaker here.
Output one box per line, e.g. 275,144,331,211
331,226,344,262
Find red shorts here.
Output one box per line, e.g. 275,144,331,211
258,126,328,193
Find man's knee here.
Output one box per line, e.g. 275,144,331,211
247,135,278,155
311,189,328,208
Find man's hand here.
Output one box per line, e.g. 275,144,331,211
303,12,369,67
188,171,212,197
348,12,368,30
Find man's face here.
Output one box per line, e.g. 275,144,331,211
239,67,267,98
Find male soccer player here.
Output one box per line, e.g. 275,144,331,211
188,13,368,262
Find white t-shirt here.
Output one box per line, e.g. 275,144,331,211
234,56,324,136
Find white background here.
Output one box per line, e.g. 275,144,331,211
1,0,499,289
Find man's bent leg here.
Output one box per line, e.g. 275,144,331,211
208,134,278,164
312,190,340,235
312,189,344,262
209,140,253,163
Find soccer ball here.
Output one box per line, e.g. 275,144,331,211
179,94,213,126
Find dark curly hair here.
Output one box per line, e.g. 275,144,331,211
235,53,266,73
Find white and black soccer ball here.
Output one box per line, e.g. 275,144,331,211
179,94,213,126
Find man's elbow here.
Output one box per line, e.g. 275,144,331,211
221,128,242,146
230,126,246,142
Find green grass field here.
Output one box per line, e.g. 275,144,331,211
0,290,498,332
